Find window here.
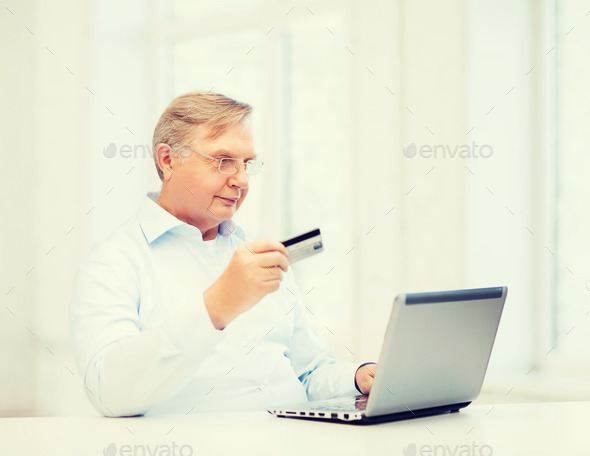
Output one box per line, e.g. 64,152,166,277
552,0,590,361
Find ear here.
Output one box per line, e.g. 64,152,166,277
155,144,174,181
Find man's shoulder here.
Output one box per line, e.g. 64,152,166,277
81,215,147,268
72,216,145,307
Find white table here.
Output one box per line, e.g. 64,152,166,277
0,401,585,455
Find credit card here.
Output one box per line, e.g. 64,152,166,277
280,228,324,264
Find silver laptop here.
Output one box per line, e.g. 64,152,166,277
268,286,507,424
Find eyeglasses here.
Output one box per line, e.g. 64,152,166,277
179,145,264,176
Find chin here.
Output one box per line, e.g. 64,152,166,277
216,207,236,220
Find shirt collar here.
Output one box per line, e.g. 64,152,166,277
137,192,242,244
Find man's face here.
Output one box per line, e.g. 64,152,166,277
161,120,255,236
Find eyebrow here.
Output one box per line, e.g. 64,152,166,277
210,149,258,160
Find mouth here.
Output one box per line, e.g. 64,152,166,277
216,196,239,204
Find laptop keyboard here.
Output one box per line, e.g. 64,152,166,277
309,396,368,412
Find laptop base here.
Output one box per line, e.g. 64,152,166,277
273,401,471,425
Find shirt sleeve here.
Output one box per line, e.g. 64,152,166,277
70,239,223,417
283,271,361,401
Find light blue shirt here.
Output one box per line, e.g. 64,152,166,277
70,193,359,416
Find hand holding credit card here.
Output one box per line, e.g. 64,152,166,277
280,228,324,264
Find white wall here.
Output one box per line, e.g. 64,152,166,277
0,0,39,417
352,0,467,359
0,0,96,415
464,0,537,383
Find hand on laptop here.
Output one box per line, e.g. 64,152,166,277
355,363,377,394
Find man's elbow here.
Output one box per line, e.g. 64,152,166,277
83,377,147,418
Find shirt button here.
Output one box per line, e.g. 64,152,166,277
258,384,266,392
241,340,248,347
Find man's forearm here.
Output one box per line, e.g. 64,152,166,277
83,325,205,416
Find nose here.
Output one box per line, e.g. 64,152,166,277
229,164,249,189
